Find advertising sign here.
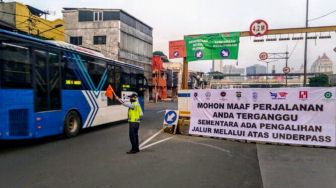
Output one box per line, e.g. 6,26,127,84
169,40,186,59
189,88,336,147
184,32,240,62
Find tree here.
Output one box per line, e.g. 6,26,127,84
208,71,224,79
152,51,169,62
309,74,330,87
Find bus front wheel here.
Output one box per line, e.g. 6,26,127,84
64,111,81,138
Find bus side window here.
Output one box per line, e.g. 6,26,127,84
136,73,145,97
137,74,144,85
107,65,115,106
130,68,136,86
85,57,106,88
0,42,31,88
107,64,121,106
62,53,83,90
48,52,61,110
114,66,121,97
122,67,130,90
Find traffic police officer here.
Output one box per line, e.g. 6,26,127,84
115,93,143,154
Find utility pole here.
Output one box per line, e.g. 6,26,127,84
303,0,309,86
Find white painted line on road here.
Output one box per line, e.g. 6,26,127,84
140,137,173,150
193,142,232,155
156,109,178,114
139,129,163,148
156,110,166,114
179,139,232,156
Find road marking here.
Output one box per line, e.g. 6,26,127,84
140,137,173,150
193,142,232,155
156,109,178,114
139,129,163,148
156,110,166,114
178,139,232,156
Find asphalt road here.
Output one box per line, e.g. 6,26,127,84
0,102,335,188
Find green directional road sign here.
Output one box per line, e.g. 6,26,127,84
184,32,240,62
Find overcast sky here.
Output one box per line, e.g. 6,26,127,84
15,0,336,72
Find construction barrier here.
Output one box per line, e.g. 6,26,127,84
177,90,191,135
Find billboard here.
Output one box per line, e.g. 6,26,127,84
184,32,240,62
169,40,186,59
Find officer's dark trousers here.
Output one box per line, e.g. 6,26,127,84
129,122,140,151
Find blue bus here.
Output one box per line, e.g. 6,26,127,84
0,29,146,139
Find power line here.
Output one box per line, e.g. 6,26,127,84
289,39,300,59
0,10,151,60
309,9,336,22
0,10,117,56
0,10,32,19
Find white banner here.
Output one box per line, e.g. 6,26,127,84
189,88,336,147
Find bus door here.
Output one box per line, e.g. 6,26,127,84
33,49,61,113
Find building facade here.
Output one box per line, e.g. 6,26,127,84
222,65,245,75
212,60,223,72
62,8,153,86
246,64,267,75
311,53,333,74
0,1,64,41
222,65,245,82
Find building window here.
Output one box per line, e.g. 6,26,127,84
78,11,93,22
94,11,103,21
70,36,82,45
93,36,106,45
103,11,120,21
